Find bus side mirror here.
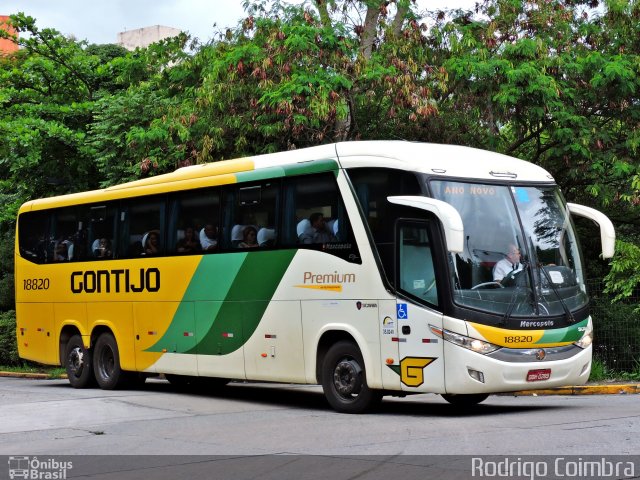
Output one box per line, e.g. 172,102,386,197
567,203,615,259
387,196,464,253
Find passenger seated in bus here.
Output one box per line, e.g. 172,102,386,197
299,213,337,244
53,241,69,262
143,231,161,256
199,224,218,251
93,238,112,259
176,227,201,254
238,226,259,248
493,244,523,282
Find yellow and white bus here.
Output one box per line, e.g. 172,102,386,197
15,141,615,413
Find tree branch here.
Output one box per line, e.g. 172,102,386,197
360,3,381,59
391,0,410,37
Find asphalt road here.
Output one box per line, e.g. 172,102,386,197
0,377,638,457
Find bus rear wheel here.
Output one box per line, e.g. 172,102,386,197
321,341,382,414
441,393,489,406
93,332,130,390
65,334,96,388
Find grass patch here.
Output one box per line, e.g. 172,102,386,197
589,357,640,383
588,357,611,382
0,364,66,378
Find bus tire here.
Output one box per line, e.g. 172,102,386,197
64,334,96,388
321,340,382,414
93,332,128,390
441,393,489,406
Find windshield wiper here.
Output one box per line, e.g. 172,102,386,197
538,263,576,323
500,260,532,326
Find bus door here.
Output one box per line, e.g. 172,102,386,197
394,221,445,393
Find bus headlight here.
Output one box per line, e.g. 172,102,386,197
430,326,501,354
575,323,593,349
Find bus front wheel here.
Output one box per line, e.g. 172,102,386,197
321,341,382,414
441,393,489,406
93,332,128,390
65,334,95,388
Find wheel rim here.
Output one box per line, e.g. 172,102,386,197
67,346,85,378
332,357,362,399
98,345,115,380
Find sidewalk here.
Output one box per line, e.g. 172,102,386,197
0,370,638,395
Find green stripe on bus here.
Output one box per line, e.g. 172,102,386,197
189,249,296,355
234,159,338,183
536,318,588,344
146,253,247,353
147,250,296,355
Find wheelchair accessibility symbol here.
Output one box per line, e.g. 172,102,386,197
396,303,408,320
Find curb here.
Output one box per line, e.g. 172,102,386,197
0,371,53,379
510,384,639,396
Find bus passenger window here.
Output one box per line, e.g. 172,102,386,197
283,172,360,263
225,182,278,250
169,188,219,255
123,199,165,258
88,204,117,261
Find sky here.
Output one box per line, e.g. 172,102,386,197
2,0,476,45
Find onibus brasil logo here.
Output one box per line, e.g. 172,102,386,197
8,456,73,479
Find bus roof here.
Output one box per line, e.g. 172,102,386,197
19,141,554,213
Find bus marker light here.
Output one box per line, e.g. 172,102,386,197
261,353,267,358
265,334,277,339
385,358,394,365
391,337,406,343
422,339,438,343
37,328,43,332
24,343,28,347
222,333,234,338
148,331,157,335
429,326,443,337
183,332,194,337
162,348,167,353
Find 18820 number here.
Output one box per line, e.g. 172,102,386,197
504,335,534,344
23,278,50,290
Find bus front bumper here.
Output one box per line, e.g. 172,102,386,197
443,342,592,394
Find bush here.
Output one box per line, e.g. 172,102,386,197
0,273,14,310
0,310,20,366
590,297,640,372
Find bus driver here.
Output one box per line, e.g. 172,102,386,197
493,244,523,282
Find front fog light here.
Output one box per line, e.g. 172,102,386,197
468,368,485,383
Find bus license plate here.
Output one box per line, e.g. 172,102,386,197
526,369,551,382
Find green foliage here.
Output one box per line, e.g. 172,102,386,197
0,311,19,366
604,240,640,309
590,294,640,372
588,357,611,382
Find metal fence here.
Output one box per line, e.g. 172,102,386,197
587,279,640,373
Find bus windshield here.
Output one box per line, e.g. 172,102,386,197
430,180,587,318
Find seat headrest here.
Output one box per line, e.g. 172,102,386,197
257,228,275,246
296,219,311,236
